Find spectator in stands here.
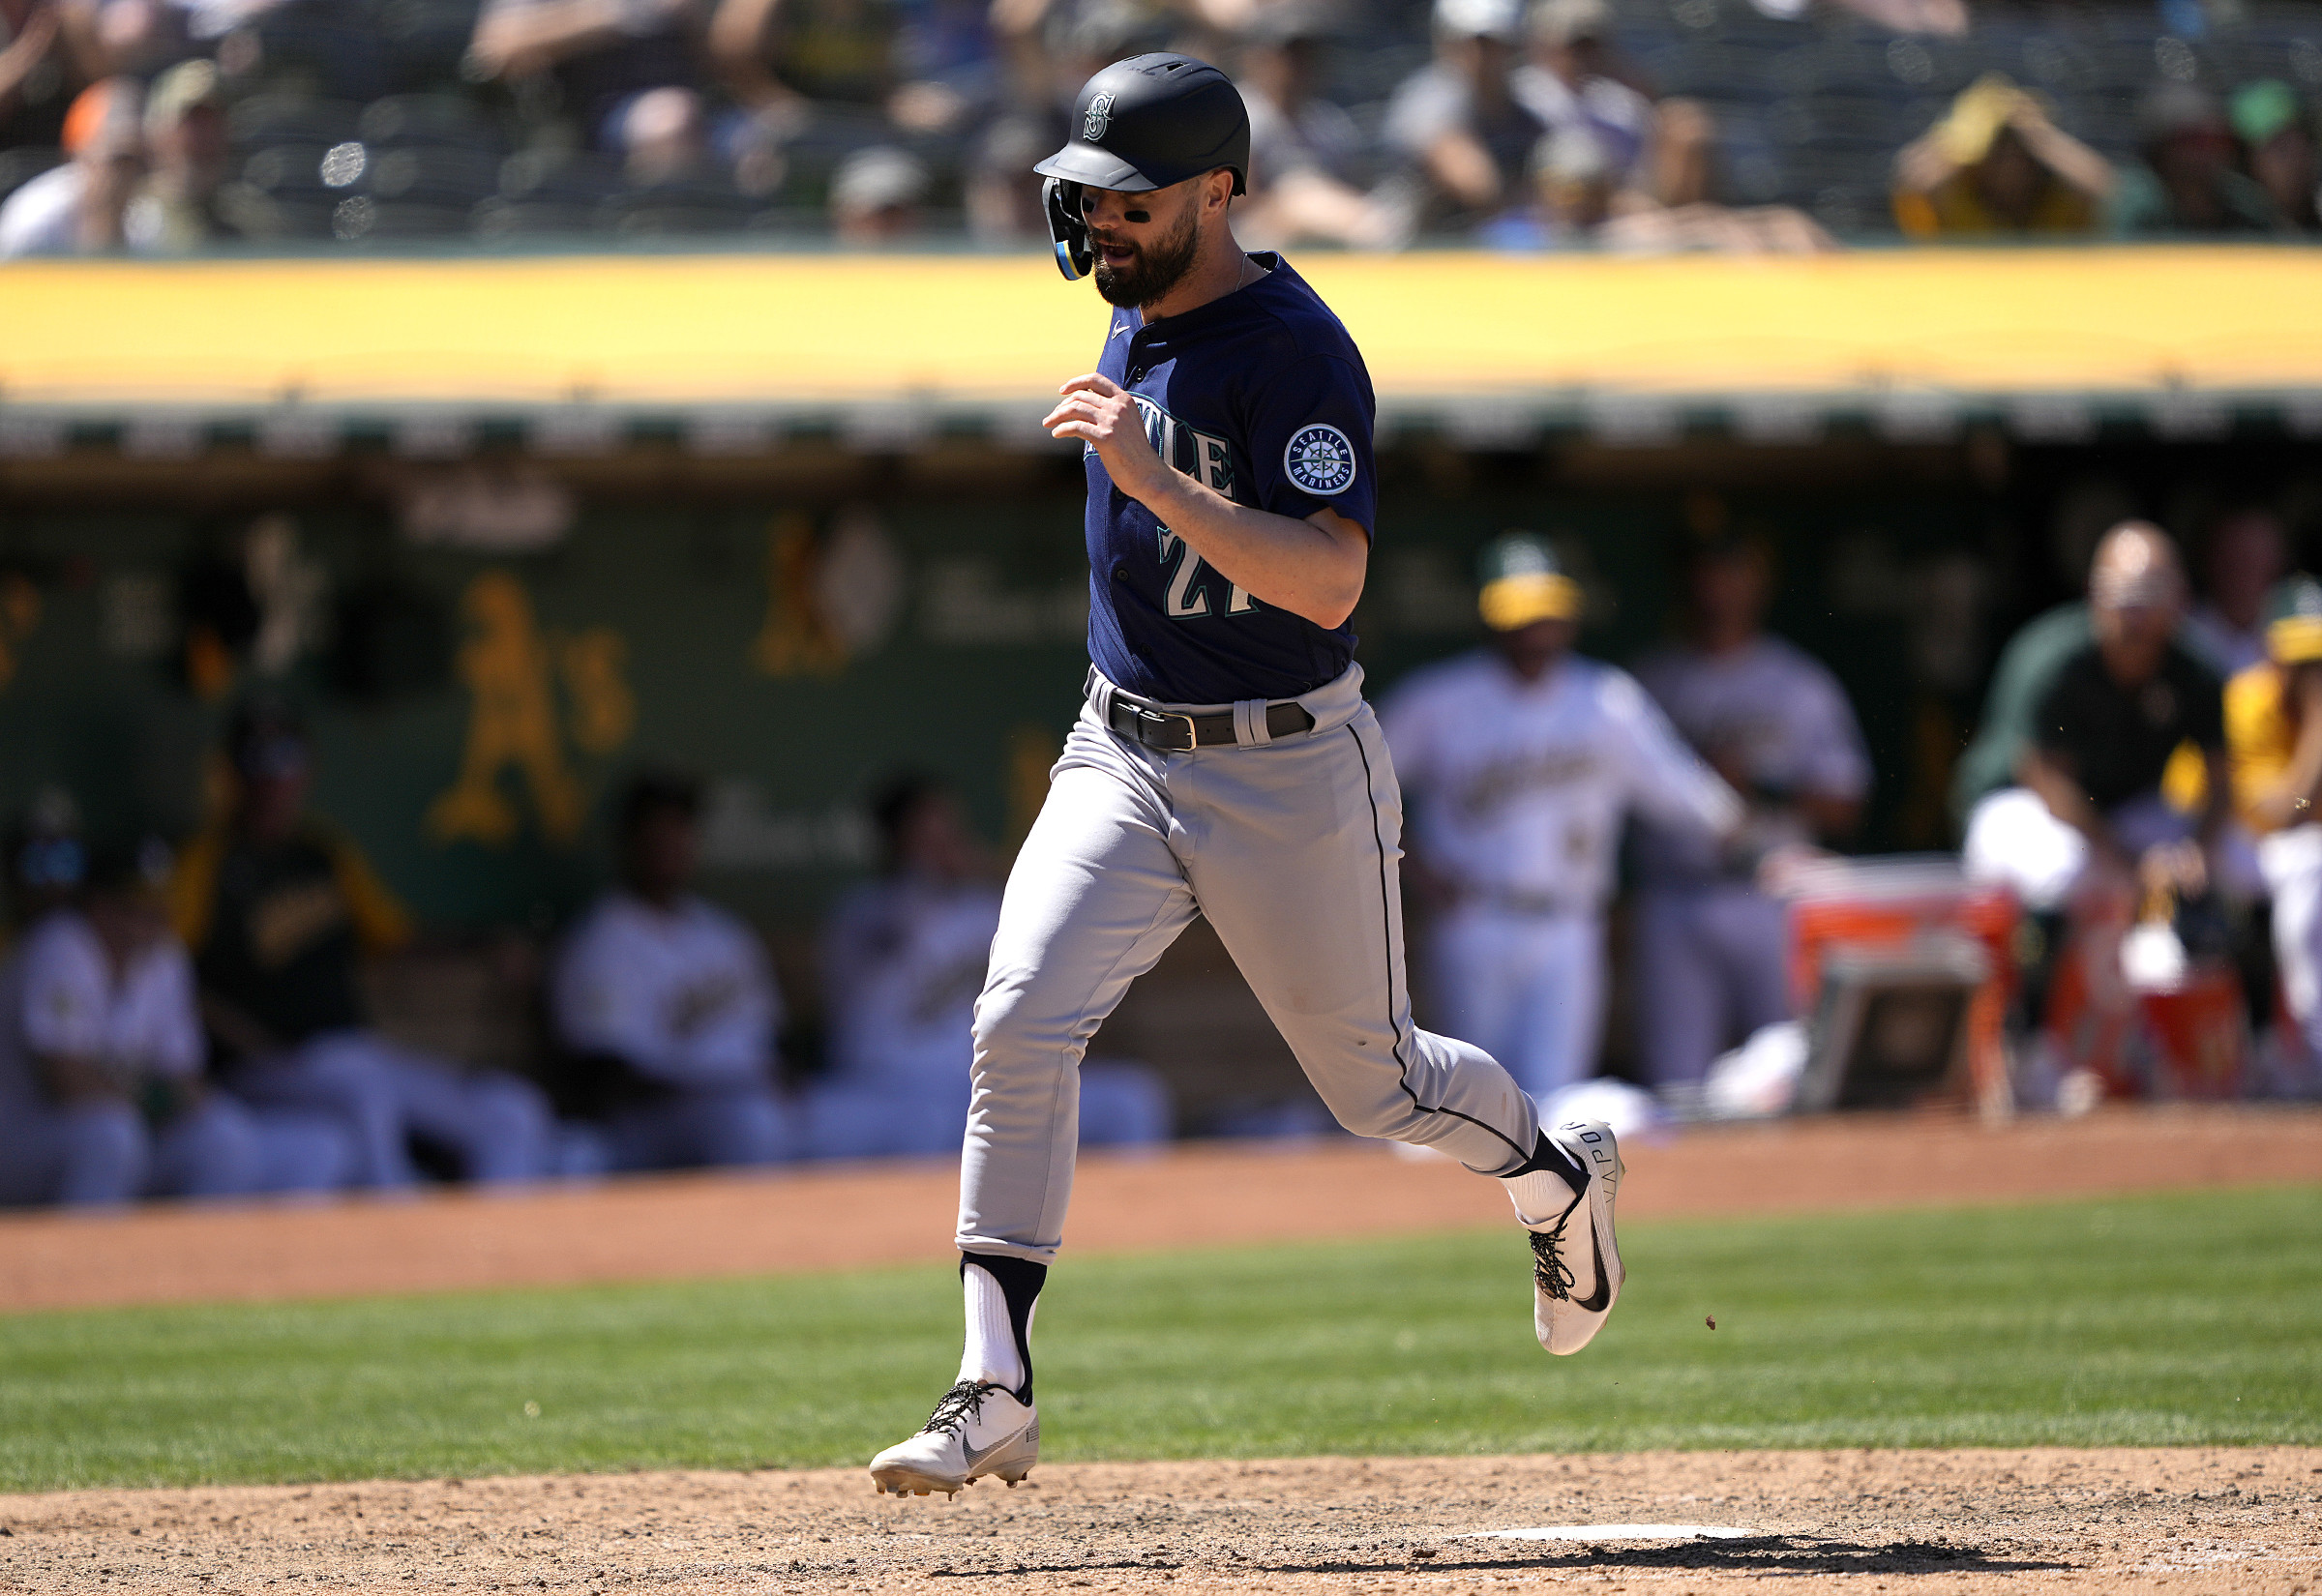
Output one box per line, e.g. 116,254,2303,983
1382,0,1544,237
0,1,72,153
829,142,927,243
1233,3,1394,250
0,837,351,1207
2186,506,2290,680
1630,525,1870,1092
966,0,1156,243
1963,523,2227,914
618,84,713,187
1518,120,1611,244
1512,0,1653,206
2112,82,2276,237
467,0,708,152
886,0,996,137
53,0,194,79
551,773,791,1170
2233,79,2319,235
2227,577,2322,1077
708,0,898,135
174,699,554,1188
0,74,138,255
1891,74,2110,239
120,58,237,252
803,773,1168,1159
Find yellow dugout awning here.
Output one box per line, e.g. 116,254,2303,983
3,244,2319,446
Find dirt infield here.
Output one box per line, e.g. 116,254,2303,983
2,1105,2317,1313
1,1447,2313,1594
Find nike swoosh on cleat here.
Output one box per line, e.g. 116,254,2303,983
960,1428,1027,1473
1573,1247,1611,1314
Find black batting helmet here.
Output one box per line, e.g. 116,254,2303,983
1034,53,1250,281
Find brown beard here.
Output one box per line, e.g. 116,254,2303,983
1090,199,1201,310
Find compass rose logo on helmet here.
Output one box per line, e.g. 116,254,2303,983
1032,53,1252,281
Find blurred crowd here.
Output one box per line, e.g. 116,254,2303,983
1,0,2317,255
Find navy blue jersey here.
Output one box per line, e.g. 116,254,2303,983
1082,251,1377,705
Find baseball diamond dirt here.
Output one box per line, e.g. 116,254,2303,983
0,1448,2314,1593
0,1106,2316,1594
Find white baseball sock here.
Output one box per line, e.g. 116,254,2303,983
956,1261,1034,1392
1502,1133,1587,1228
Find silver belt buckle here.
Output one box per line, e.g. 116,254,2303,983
1141,705,1198,749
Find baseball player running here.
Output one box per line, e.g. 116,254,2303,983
869,52,1625,1499
1383,535,1742,1104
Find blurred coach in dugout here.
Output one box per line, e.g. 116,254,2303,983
551,773,792,1171
1964,524,2231,920
1384,536,1742,1104
1628,526,1871,1092
173,701,555,1189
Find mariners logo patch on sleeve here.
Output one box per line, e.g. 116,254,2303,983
1284,424,1357,496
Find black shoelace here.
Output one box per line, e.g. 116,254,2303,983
918,1380,999,1437
1530,1221,1576,1301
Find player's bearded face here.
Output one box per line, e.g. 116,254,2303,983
1089,185,1202,309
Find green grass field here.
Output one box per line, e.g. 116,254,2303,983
1,1186,2316,1493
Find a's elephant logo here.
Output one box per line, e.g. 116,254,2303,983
428,570,634,846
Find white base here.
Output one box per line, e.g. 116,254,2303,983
1460,1524,1751,1542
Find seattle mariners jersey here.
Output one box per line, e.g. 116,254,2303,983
1085,251,1378,705
1384,652,1742,910
1632,636,1871,885
553,892,782,1091
0,910,204,1105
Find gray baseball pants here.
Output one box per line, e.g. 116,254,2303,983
957,664,1541,1264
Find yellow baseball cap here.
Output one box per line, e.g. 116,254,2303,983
2266,576,2322,665
1477,533,1582,631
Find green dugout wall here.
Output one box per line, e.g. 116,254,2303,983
0,460,2003,937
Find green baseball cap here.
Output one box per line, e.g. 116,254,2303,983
2232,79,2303,146
1476,533,1582,631
2265,575,2322,665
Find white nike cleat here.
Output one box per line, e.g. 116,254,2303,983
869,1380,1039,1498
1516,1119,1625,1356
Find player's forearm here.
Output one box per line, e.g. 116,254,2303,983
471,0,625,72
1138,475,1365,630
2018,748,2121,859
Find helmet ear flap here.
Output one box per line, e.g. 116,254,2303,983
1044,178,1092,281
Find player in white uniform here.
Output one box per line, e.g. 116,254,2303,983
0,842,351,1206
807,777,1168,1160
1384,536,1742,1102
1630,531,1870,1091
552,775,790,1170
2229,577,2322,1092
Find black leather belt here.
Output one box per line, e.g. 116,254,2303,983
1098,680,1316,752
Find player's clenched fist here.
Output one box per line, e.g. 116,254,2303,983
1044,373,1169,504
